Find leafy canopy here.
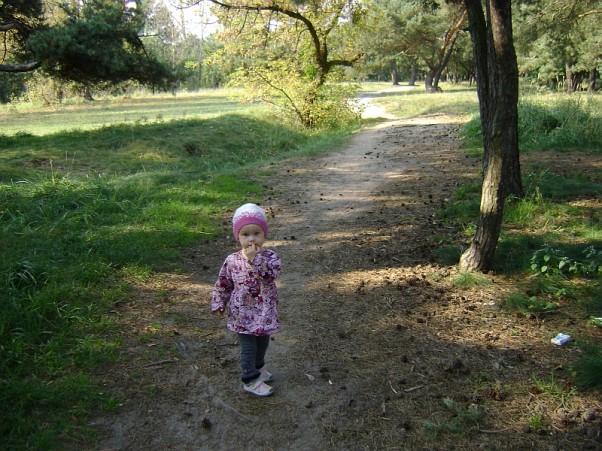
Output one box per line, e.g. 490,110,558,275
1,0,172,88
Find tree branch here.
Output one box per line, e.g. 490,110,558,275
0,61,41,72
578,9,602,18
207,0,324,72
1,22,16,32
326,52,364,71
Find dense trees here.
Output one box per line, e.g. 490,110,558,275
3,1,598,99
361,0,470,91
0,0,172,91
514,0,601,92
144,0,225,90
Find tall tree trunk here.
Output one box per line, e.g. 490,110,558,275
391,61,400,85
459,0,523,273
564,62,583,93
432,29,462,92
408,62,418,86
425,68,437,92
588,68,597,92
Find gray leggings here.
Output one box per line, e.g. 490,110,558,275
238,333,270,383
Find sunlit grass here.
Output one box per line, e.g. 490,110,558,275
367,81,479,119
461,91,602,154
0,88,254,136
0,92,355,448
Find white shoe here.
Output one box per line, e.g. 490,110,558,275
258,367,273,383
243,379,274,397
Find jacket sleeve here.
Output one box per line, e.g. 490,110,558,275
211,260,233,312
255,250,281,283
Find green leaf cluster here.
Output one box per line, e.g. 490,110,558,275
530,244,600,278
514,0,602,90
8,0,172,89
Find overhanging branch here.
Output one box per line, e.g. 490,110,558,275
0,61,41,72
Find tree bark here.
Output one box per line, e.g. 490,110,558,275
425,69,436,91
459,0,523,272
391,61,400,85
564,62,584,93
588,68,597,92
408,63,418,86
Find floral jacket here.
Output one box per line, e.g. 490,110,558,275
211,249,281,336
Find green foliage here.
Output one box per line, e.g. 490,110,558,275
213,0,366,129
229,63,363,129
142,0,227,90
0,72,30,104
530,244,600,278
26,0,172,88
452,272,492,288
573,344,602,390
423,398,485,438
360,0,471,90
500,293,559,315
528,414,546,432
514,0,601,91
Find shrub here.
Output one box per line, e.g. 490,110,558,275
531,244,600,278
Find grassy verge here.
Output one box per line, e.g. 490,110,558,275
435,88,602,392
0,92,355,448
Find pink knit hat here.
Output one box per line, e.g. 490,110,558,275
232,203,269,239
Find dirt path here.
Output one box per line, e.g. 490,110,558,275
91,95,602,450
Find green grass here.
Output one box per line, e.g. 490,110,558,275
451,272,493,288
0,90,356,448
436,89,602,397
0,89,251,136
461,91,602,154
530,373,576,409
367,81,480,118
500,293,559,315
423,397,485,439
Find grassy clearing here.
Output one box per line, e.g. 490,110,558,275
461,91,602,155
368,81,480,118
0,89,250,136
0,91,356,448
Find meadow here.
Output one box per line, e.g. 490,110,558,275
1,83,600,448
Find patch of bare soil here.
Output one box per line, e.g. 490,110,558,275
90,100,601,450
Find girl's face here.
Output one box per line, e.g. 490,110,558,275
238,223,265,249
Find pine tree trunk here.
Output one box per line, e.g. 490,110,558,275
588,68,597,92
425,69,436,92
391,61,400,86
408,63,418,86
460,0,523,272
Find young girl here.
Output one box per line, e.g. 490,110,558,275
211,203,282,397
